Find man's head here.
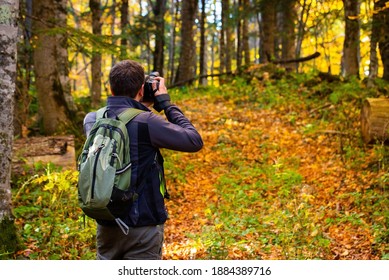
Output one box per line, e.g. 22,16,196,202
109,60,145,98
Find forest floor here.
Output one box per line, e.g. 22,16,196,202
10,74,388,260
162,80,388,260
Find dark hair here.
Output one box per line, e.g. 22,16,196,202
109,60,145,98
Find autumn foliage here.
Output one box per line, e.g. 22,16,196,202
11,71,388,260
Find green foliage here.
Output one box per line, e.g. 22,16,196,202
12,164,96,259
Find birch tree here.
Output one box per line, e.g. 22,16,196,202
0,0,20,259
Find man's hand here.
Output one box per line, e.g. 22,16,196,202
152,76,171,112
153,77,168,96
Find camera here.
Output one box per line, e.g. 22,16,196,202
143,71,160,102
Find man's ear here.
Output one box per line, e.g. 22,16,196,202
134,84,144,101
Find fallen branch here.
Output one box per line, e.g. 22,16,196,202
272,52,321,64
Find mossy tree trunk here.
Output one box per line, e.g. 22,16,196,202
32,0,76,135
0,0,20,259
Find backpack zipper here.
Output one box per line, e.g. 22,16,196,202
91,143,104,199
91,124,128,162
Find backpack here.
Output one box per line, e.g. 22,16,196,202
77,107,143,235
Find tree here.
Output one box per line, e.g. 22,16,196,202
168,0,179,84
220,0,234,74
0,0,20,258
90,0,102,108
280,0,297,71
149,0,168,75
120,0,129,59
342,0,360,78
15,0,33,137
199,0,207,85
237,0,251,69
174,0,198,85
32,0,75,135
378,0,389,81
368,0,381,81
260,0,277,63
295,0,312,66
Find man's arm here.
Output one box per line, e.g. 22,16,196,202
149,77,203,152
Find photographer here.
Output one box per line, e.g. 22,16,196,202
83,60,203,260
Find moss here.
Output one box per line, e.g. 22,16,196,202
0,217,20,260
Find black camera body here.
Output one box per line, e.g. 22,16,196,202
143,71,160,102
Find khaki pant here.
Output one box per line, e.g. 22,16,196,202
96,224,164,260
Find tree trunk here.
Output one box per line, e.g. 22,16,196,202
168,0,178,84
220,0,233,82
242,0,250,65
280,0,297,71
120,0,129,59
174,0,198,85
0,0,20,259
296,0,312,64
368,0,382,82
220,0,227,75
260,0,277,63
14,0,33,138
32,0,74,135
378,0,389,81
361,98,389,144
90,0,102,108
151,0,167,76
199,0,207,85
237,0,242,69
342,0,360,78
225,0,233,73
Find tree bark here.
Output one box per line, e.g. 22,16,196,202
32,0,75,135
280,0,297,71
174,0,198,85
90,0,102,108
378,0,389,81
242,0,250,65
296,0,311,62
168,0,178,84
149,0,167,75
361,98,389,144
260,0,277,63
368,0,382,81
342,0,360,78
0,0,20,258
199,0,207,85
120,0,129,59
15,0,33,137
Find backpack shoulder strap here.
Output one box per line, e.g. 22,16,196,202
95,106,108,120
118,108,144,124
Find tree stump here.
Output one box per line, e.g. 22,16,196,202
361,98,389,144
12,135,76,175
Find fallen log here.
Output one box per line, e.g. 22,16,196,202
12,135,76,175
361,98,389,144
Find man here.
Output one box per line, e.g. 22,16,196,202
83,60,203,260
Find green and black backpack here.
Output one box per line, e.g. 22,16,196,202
77,107,142,235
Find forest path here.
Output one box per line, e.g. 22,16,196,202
162,94,382,260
